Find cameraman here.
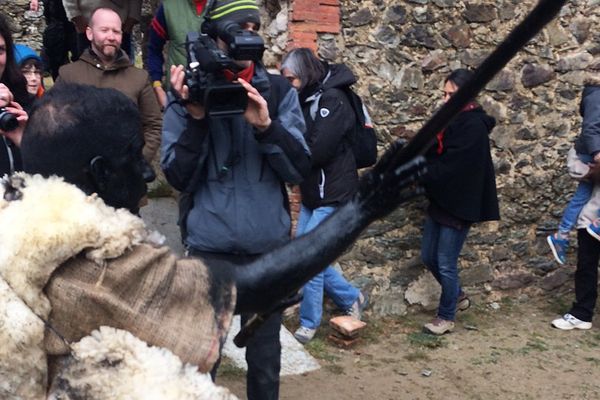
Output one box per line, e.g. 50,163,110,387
0,13,31,176
161,2,310,399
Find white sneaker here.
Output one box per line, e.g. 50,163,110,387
346,292,368,320
294,326,316,344
551,313,592,330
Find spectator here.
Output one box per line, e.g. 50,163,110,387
280,47,367,344
0,13,32,176
551,77,600,331
14,44,45,98
56,7,161,164
147,0,208,108
61,0,141,61
420,68,500,335
30,0,77,80
547,85,600,264
161,1,311,398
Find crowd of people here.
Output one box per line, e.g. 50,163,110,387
1,0,600,398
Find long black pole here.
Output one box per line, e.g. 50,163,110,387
234,0,568,346
377,0,567,184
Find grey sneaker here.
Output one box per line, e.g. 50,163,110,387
457,292,471,312
423,317,455,335
346,292,368,320
294,326,316,344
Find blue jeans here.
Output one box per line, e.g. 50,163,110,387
421,216,470,321
296,205,360,329
558,153,593,234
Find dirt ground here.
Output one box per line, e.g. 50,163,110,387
218,286,600,400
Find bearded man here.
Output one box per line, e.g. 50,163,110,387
56,7,161,164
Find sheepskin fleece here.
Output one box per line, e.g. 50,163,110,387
0,277,46,399
48,326,238,400
0,174,235,398
0,173,150,399
0,173,149,319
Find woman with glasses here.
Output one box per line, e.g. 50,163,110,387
15,44,44,98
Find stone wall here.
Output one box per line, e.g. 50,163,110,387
329,0,600,315
3,1,600,316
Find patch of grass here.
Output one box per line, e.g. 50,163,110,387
518,336,549,354
360,318,386,344
459,310,480,327
304,338,340,363
323,364,345,375
406,332,447,349
542,293,571,315
217,357,246,378
585,357,600,367
404,350,430,362
147,180,174,198
471,349,502,365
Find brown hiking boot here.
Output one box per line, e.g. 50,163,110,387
423,318,455,335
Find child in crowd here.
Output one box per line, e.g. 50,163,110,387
14,44,44,98
547,84,600,265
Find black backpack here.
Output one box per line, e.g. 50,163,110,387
309,86,378,168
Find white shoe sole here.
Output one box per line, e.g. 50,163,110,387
586,225,600,242
547,236,565,265
551,319,592,330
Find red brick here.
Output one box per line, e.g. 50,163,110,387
327,334,360,348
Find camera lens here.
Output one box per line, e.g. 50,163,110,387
0,108,18,132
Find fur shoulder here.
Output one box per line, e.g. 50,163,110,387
0,173,153,318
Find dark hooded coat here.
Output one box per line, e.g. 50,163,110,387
298,63,359,209
423,106,500,223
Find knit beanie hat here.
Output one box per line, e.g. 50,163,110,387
14,44,42,67
206,0,261,29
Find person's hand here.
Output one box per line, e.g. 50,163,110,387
122,17,138,33
593,152,600,164
169,65,205,119
0,84,14,108
0,102,28,147
153,85,167,110
72,15,88,33
584,161,600,183
0,85,13,107
237,78,271,132
30,0,39,11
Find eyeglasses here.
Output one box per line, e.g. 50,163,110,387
21,69,42,77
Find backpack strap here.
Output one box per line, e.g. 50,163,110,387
307,90,323,121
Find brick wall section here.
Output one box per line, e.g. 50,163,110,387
287,0,341,51
286,0,342,235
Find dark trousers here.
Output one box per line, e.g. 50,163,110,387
190,250,282,400
41,0,77,80
571,229,600,322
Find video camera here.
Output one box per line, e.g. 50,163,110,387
184,20,265,117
